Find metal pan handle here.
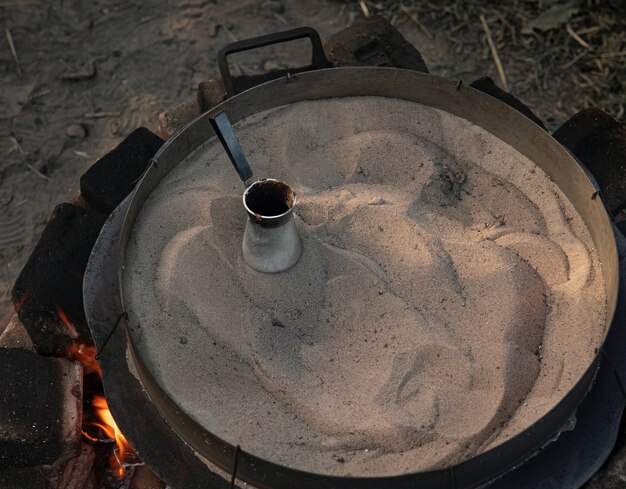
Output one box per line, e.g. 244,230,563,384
218,26,330,99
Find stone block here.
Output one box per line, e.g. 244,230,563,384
0,349,82,468
553,108,626,215
197,79,225,113
0,313,34,351
11,204,107,357
0,465,51,489
469,76,546,129
80,128,164,214
158,99,200,140
323,15,428,72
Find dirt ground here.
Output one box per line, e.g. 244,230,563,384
0,0,350,313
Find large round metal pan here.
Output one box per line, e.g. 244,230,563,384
114,67,620,489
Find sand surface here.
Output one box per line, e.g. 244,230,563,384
123,97,606,476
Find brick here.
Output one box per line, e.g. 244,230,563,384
469,77,546,130
553,108,626,215
80,128,163,214
323,15,428,72
11,203,107,357
0,349,82,468
158,99,200,140
197,79,225,113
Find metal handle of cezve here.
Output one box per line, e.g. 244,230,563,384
217,26,329,99
209,111,254,184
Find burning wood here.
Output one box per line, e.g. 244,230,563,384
53,307,137,482
82,394,134,479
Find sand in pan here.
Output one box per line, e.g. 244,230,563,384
123,97,606,476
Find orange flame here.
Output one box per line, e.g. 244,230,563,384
55,307,134,478
68,342,101,376
82,394,133,478
56,307,78,338
55,308,100,375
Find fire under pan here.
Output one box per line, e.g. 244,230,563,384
84,67,625,489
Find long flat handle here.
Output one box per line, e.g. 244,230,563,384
209,112,254,183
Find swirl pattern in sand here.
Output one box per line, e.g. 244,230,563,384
123,97,606,476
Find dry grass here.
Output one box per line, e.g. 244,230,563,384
340,0,626,129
